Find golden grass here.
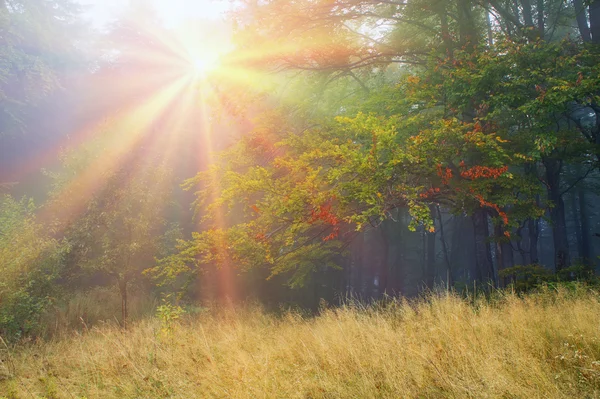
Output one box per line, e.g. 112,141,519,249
2,287,600,398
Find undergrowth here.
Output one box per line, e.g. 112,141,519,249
1,285,600,398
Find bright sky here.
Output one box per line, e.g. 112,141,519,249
78,0,231,28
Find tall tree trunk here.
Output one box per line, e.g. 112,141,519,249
420,228,427,290
486,10,494,46
494,224,514,287
512,0,521,24
343,256,351,298
579,187,591,263
590,0,600,43
379,227,390,296
574,0,592,42
451,215,476,282
119,278,128,327
312,273,319,311
528,216,540,264
544,158,570,271
436,206,452,290
353,232,365,298
537,0,545,35
458,0,477,48
523,164,540,265
495,224,505,287
571,191,583,259
426,228,436,289
473,209,495,285
522,0,535,27
438,1,454,58
390,209,403,294
515,224,528,264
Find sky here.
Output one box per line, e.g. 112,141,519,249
77,0,231,28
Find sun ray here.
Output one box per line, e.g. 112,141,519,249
39,75,191,229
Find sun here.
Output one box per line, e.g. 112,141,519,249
190,55,219,77
166,20,233,80
193,58,209,73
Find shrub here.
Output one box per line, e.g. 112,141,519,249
498,263,553,292
0,196,68,341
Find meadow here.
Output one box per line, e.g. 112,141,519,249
1,286,600,398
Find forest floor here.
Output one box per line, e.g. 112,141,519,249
1,286,600,398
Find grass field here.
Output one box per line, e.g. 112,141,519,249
1,286,600,398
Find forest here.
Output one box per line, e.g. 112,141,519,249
1,0,600,397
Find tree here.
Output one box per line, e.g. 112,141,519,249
0,195,68,340
47,136,173,325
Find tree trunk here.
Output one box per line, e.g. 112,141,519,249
389,209,403,294
537,0,545,35
486,10,494,46
494,225,504,287
590,0,600,44
528,197,541,264
119,278,128,327
579,187,591,263
438,1,454,58
451,215,476,283
494,224,514,287
544,158,570,271
571,191,583,259
515,224,527,264
522,0,535,27
527,219,540,264
379,227,390,296
512,0,521,25
420,228,427,290
472,209,495,285
458,0,477,49
436,206,452,290
426,228,436,289
574,0,592,42
352,232,365,298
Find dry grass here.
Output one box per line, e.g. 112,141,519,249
2,287,600,398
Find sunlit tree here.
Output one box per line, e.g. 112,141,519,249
0,195,68,339
47,136,174,325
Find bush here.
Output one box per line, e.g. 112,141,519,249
0,196,68,341
499,264,553,292
499,262,600,294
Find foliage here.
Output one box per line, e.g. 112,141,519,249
499,264,554,291
557,262,598,282
166,36,598,288
0,195,68,340
155,296,184,337
500,262,600,293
